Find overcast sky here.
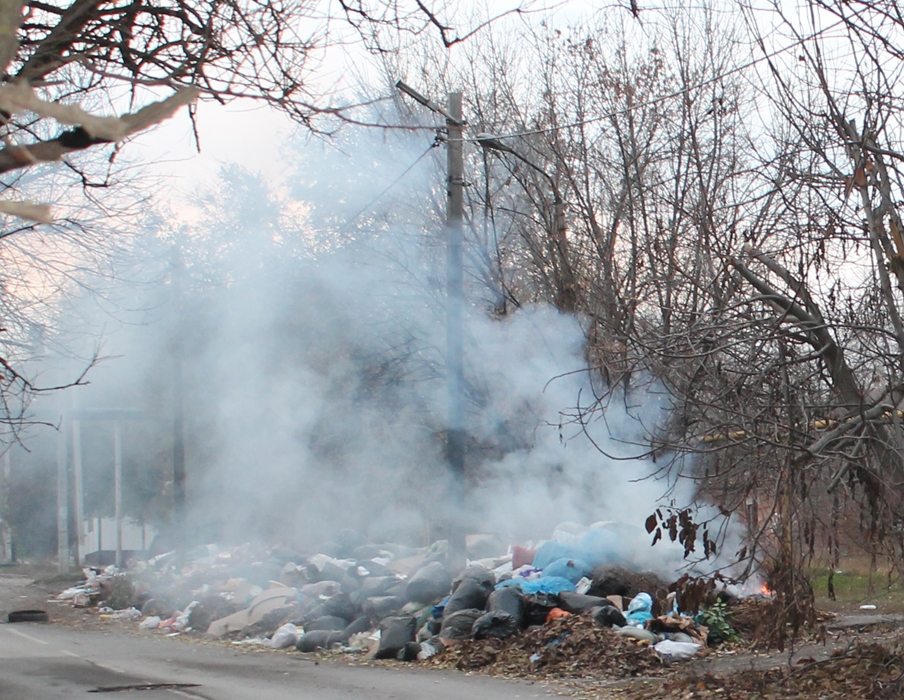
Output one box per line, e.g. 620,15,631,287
126,0,616,218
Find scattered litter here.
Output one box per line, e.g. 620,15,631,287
139,616,162,630
653,639,701,661
269,623,302,649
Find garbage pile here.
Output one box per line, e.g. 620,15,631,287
56,522,735,671
57,566,134,610
57,568,116,608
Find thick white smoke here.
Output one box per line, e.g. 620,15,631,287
35,122,734,578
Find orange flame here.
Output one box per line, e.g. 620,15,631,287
760,583,772,595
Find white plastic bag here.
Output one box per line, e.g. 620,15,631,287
270,623,302,649
416,642,437,660
172,601,198,631
57,586,86,600
139,616,162,630
653,640,701,661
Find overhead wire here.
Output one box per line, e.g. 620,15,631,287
336,138,440,233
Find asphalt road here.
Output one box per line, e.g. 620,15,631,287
0,615,563,699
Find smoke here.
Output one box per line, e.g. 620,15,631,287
38,121,733,577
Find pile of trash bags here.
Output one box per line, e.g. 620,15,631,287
58,522,720,663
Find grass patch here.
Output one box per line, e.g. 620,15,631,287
811,567,904,613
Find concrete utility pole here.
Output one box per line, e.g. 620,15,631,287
396,81,468,560
56,397,69,574
2,450,12,563
71,394,85,566
114,420,123,568
171,248,186,554
445,92,466,557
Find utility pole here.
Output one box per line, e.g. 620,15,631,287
56,396,69,574
171,248,186,555
1,450,12,563
113,420,123,568
71,391,85,567
445,92,467,563
396,81,467,562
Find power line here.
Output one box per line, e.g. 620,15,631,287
338,139,440,233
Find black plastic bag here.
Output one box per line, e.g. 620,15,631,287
396,641,422,661
306,560,347,583
343,616,373,638
405,562,452,604
558,592,610,614
304,615,349,632
375,616,417,660
362,596,404,619
452,565,496,593
586,566,632,598
321,592,357,621
444,578,491,617
523,592,559,627
386,580,408,598
472,611,518,639
590,605,627,628
487,587,524,622
339,570,363,595
439,608,483,640
351,576,401,605
296,629,342,652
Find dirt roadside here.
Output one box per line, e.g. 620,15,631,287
0,568,125,631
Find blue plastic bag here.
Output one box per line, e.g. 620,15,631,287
532,528,624,570
541,558,589,584
628,592,653,613
625,592,654,627
496,576,576,595
532,541,578,570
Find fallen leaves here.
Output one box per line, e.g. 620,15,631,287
429,615,664,680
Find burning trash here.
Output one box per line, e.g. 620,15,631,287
49,520,764,677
